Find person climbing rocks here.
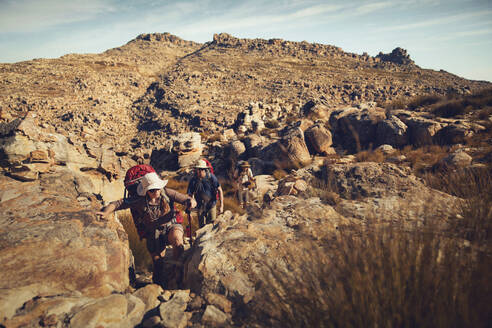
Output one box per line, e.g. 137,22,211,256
234,161,255,209
96,172,196,286
187,159,224,228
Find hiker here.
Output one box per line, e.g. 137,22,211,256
187,159,224,228
234,161,255,208
96,172,196,284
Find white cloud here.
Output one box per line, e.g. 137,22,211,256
376,10,492,32
0,0,116,33
455,28,492,37
288,3,343,18
354,1,394,15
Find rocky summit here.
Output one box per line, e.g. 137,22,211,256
0,33,491,327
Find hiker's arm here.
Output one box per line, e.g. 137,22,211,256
96,199,129,220
218,186,224,213
165,187,197,209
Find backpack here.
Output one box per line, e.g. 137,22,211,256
124,164,155,200
123,164,183,238
202,158,214,174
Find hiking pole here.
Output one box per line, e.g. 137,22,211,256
186,207,193,247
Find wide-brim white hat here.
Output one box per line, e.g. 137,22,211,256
195,159,209,169
137,172,168,196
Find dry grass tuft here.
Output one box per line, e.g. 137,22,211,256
118,210,153,272
399,145,449,173
272,169,288,180
249,215,491,327
355,149,385,163
407,94,442,109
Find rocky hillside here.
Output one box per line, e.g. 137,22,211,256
0,33,491,327
1,33,489,151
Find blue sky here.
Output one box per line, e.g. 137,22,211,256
0,0,491,81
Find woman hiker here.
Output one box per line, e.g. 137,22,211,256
96,172,196,286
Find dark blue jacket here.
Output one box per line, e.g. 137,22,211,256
187,173,220,209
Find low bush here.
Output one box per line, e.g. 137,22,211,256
407,94,442,109
355,149,385,163
272,169,288,180
399,145,449,173
433,100,470,118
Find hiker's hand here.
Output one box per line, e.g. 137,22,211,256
95,211,110,220
187,198,197,209
219,204,224,214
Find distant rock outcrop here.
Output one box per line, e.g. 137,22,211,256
376,47,415,65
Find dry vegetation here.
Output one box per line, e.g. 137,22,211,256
247,168,491,328
384,87,492,118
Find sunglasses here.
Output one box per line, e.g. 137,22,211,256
148,189,160,193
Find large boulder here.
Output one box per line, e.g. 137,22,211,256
376,115,408,147
0,113,129,201
323,162,423,199
184,196,348,309
322,162,461,224
403,116,442,146
434,123,475,145
0,170,132,325
263,124,311,169
329,106,386,152
304,123,333,155
175,132,204,168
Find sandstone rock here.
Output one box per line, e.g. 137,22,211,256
69,294,145,328
441,150,473,169
330,106,386,152
377,115,408,147
376,144,396,155
264,125,311,169
403,116,442,146
301,100,332,120
133,283,163,313
230,140,246,157
0,171,132,324
184,196,346,309
223,128,236,141
243,134,265,157
376,47,415,65
276,177,308,196
205,292,232,313
175,132,204,168
159,290,192,328
323,162,422,199
434,124,474,145
304,123,333,155
202,305,230,326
